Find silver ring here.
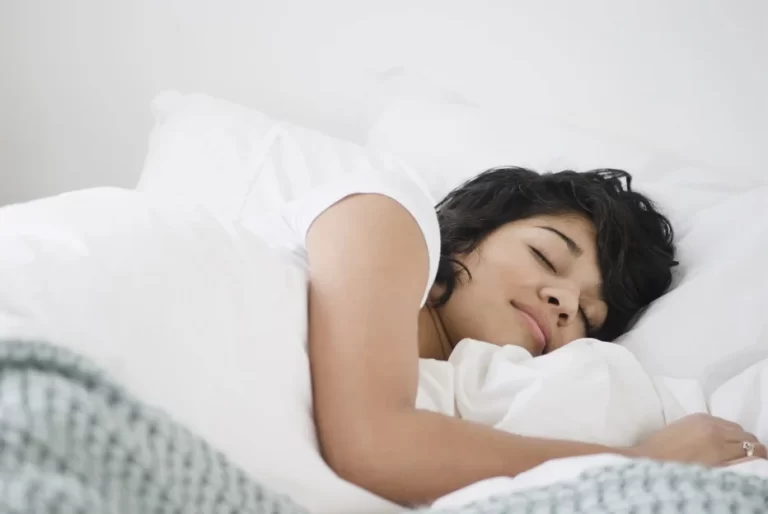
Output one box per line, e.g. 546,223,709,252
743,441,756,458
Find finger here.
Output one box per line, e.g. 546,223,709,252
723,429,759,443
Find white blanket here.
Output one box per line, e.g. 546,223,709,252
418,338,708,446
418,338,768,506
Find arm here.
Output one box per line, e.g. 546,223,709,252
306,193,631,505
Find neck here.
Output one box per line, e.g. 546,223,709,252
417,306,453,360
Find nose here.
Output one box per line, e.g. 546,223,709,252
540,285,579,326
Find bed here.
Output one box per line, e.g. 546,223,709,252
1,87,767,512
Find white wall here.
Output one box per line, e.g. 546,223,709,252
2,0,766,206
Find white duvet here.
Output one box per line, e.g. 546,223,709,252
417,338,768,507
1,188,766,513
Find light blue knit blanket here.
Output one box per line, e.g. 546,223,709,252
0,340,766,513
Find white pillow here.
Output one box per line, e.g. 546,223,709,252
365,87,768,392
138,91,427,228
620,186,768,393
137,91,284,222
367,93,766,226
0,189,397,514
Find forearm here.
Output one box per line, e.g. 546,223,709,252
327,408,633,506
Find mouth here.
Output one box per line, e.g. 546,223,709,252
511,302,549,354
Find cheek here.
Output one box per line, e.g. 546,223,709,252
480,250,540,295
442,248,541,342
456,249,542,312
442,278,527,346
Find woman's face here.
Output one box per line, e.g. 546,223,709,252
433,214,608,357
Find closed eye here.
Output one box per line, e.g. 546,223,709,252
530,246,594,334
530,247,556,272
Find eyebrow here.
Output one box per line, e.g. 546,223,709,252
538,226,583,257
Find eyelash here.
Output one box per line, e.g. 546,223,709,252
530,247,594,334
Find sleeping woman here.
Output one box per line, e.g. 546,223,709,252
264,165,766,506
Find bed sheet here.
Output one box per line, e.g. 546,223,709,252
434,454,768,509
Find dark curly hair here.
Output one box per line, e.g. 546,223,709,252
432,166,677,341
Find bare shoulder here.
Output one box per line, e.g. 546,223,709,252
306,193,430,309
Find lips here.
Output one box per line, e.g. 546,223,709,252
512,303,548,353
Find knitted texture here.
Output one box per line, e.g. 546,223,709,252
418,460,768,514
0,340,766,513
0,340,308,513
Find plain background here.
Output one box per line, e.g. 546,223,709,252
2,0,766,206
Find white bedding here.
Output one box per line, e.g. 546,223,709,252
419,339,669,447
1,186,766,514
2,90,765,512
419,338,768,444
0,188,395,514
418,338,768,506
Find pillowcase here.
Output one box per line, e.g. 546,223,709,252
137,91,283,222
619,186,768,394
367,92,766,227
0,188,396,514
138,91,426,229
365,83,768,392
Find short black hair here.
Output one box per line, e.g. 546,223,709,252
432,166,677,341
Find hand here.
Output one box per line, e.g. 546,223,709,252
725,456,762,467
631,413,767,466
